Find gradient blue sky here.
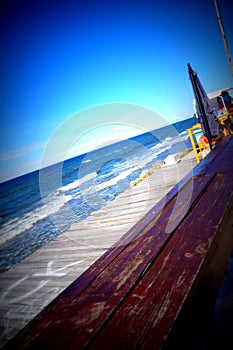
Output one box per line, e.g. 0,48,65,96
1,0,233,182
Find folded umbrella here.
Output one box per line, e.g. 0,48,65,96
188,63,220,149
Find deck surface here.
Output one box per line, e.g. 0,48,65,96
3,135,233,350
0,152,196,347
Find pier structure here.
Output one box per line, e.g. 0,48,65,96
1,136,233,349
0,151,196,347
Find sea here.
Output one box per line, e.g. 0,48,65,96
0,117,197,273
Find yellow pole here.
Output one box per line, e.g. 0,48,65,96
188,128,200,164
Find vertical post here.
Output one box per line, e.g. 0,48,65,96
188,64,212,150
214,0,233,76
188,128,200,164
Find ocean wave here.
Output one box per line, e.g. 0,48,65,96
60,171,97,192
0,118,196,272
67,131,189,198
152,147,171,158
0,193,72,246
169,132,189,144
0,131,189,247
80,153,156,196
151,131,188,151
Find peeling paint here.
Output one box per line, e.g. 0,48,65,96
116,258,143,290
184,252,194,258
195,243,207,256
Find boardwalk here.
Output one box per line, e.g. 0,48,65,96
0,152,196,348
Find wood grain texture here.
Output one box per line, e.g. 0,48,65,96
3,136,233,350
90,173,233,350
11,176,214,349
0,152,196,347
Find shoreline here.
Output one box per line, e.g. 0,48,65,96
0,150,197,347
130,148,193,187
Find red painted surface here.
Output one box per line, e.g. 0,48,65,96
90,173,233,350
5,136,233,350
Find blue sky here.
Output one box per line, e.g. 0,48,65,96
1,0,233,182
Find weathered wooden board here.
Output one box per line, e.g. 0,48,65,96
5,174,216,349
2,136,233,349
90,173,233,350
0,152,197,348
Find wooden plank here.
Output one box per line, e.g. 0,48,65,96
6,174,215,349
1,174,189,347
89,173,233,350
3,162,197,348
1,146,225,348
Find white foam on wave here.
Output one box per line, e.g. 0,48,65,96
96,168,136,191
63,132,188,198
0,131,189,246
80,153,156,196
0,170,98,246
79,169,132,197
153,147,171,158
151,131,188,152
60,171,97,192
169,132,189,145
79,132,188,198
0,193,72,246
151,139,170,151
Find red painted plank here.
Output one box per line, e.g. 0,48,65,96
3,152,197,349
3,162,192,349
90,173,233,350
6,136,233,350
7,175,215,349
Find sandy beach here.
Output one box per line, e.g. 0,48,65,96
0,151,197,347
